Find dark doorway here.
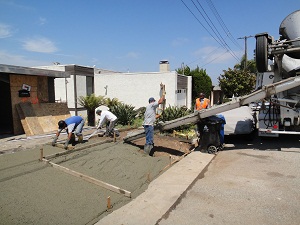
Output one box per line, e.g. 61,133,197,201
0,74,13,135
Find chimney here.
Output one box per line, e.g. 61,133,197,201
159,60,170,72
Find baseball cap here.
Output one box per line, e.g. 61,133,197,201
58,120,66,129
149,97,155,103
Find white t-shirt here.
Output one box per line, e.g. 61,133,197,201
97,111,117,128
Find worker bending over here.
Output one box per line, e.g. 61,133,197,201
96,109,118,137
52,116,85,149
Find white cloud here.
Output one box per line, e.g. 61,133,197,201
39,17,47,25
0,51,50,66
22,37,58,53
0,23,12,38
193,46,238,65
125,52,139,58
171,38,189,47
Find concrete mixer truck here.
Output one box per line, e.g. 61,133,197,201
124,10,300,152
255,10,300,137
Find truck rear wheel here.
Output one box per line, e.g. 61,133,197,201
256,35,268,72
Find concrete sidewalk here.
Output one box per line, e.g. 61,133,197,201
95,151,215,225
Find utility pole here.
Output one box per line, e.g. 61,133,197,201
238,35,253,70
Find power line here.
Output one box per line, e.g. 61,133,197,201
192,0,240,61
206,0,243,51
179,0,226,49
180,0,240,62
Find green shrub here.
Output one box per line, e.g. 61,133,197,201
78,94,106,126
110,103,137,126
158,105,193,132
135,107,146,119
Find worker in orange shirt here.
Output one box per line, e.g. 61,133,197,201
194,92,210,111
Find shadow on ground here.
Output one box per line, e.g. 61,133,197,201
224,130,300,152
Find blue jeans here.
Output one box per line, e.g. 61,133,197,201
144,125,154,145
74,119,85,136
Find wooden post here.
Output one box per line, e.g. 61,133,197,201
40,147,43,161
113,132,116,142
107,196,111,209
147,173,151,182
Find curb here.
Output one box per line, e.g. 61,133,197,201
95,151,215,225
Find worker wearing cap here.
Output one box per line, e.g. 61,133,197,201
195,92,211,111
52,116,85,149
143,94,165,156
96,109,118,137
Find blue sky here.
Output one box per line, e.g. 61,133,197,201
0,0,298,84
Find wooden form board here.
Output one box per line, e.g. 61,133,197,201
16,102,71,136
45,139,114,160
42,158,131,198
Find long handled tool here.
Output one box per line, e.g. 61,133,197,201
83,129,99,140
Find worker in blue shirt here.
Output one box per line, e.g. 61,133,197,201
52,116,85,149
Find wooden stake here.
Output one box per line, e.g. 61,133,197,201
159,148,195,174
40,147,43,161
147,173,151,182
107,196,111,209
113,132,116,142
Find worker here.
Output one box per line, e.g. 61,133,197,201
195,92,211,111
52,116,85,149
96,109,118,137
143,95,165,156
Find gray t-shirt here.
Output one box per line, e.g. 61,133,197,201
143,102,159,126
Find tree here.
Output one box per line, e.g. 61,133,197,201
218,56,257,98
176,65,191,76
78,94,106,126
190,67,212,100
234,55,256,73
218,68,256,98
176,65,212,103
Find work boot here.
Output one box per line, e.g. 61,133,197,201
149,145,155,156
77,135,83,143
144,144,151,155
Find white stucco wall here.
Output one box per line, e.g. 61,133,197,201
95,72,178,109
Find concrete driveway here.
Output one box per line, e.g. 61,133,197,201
157,134,300,225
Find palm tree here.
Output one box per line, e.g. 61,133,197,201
78,94,106,126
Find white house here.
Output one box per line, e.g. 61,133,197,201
37,61,192,123
35,64,95,118
94,61,192,109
